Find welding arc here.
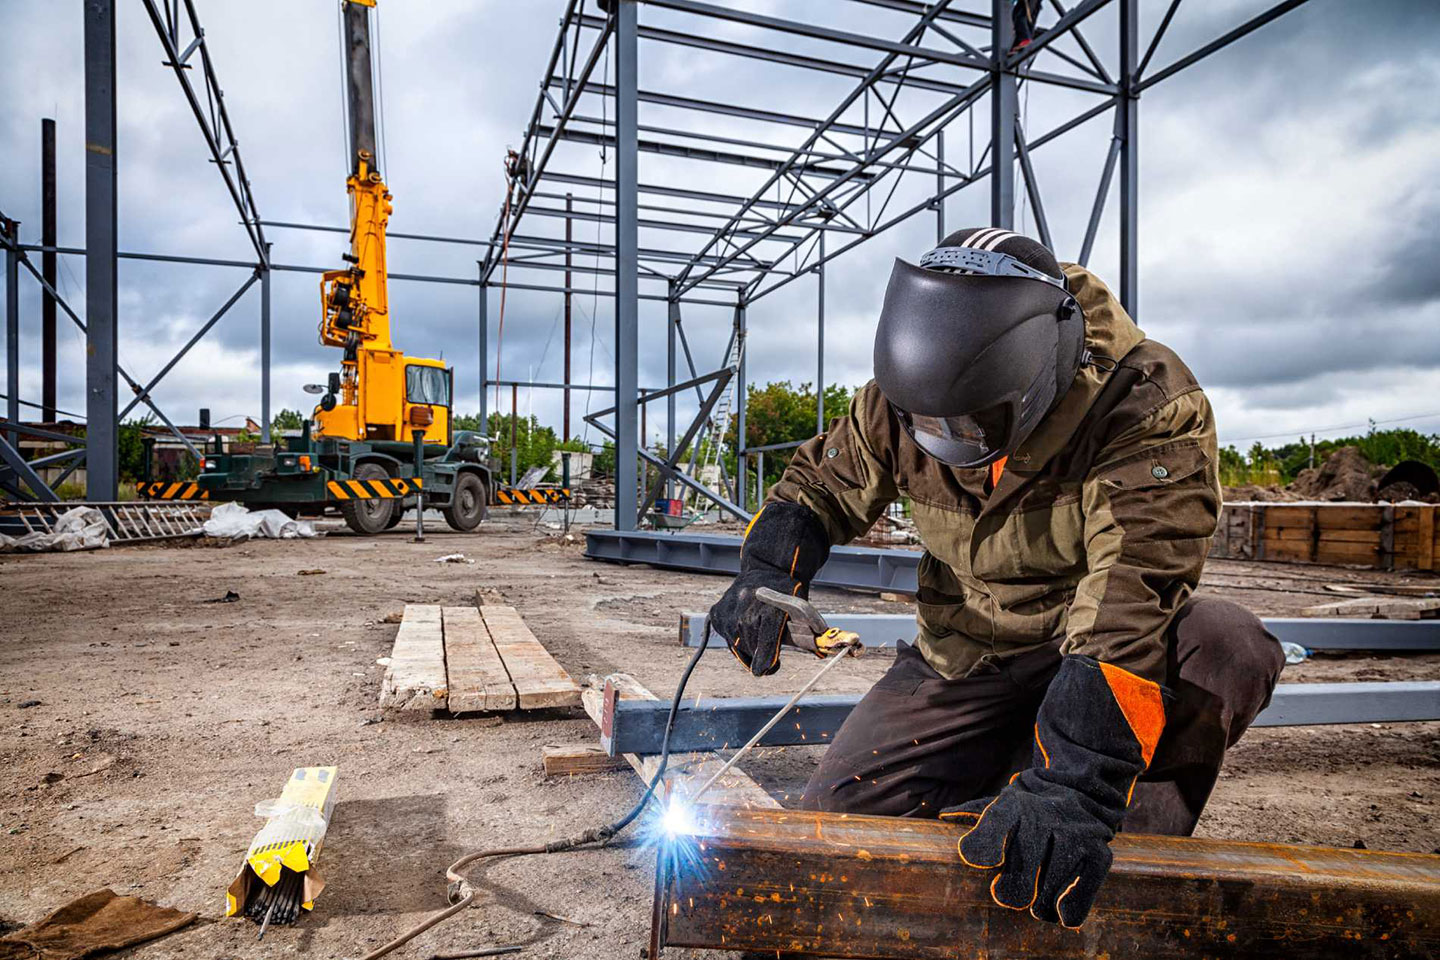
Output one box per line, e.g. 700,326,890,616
358,635,713,960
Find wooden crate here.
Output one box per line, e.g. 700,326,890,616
1211,502,1439,572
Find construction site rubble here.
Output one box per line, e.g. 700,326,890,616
201,503,319,542
0,506,108,554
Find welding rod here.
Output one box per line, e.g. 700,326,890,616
686,639,859,806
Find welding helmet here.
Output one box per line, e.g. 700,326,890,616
872,228,1084,468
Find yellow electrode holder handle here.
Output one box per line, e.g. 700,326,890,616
754,587,863,658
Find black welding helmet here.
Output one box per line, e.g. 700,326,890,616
873,228,1085,468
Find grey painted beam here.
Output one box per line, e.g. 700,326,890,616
601,681,1440,755
84,0,119,501
613,0,639,531
677,612,1440,653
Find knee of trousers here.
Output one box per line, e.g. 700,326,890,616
1173,598,1284,701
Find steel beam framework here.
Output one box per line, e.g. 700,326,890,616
2,1,1314,508
479,0,1314,527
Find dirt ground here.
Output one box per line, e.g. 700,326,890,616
1,513,1437,960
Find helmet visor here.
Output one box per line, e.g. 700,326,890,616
894,402,1013,468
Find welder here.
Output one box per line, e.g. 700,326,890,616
707,228,1284,928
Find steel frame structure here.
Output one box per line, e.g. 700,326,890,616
482,0,1314,529
3,0,1312,511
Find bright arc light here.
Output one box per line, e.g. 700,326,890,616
662,797,695,838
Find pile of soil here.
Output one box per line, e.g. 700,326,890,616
1289,445,1381,502
1223,483,1298,503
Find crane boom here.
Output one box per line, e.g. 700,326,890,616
314,0,448,446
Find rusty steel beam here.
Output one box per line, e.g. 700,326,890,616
651,805,1440,958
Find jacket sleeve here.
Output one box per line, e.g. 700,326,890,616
1062,387,1221,683
766,381,901,545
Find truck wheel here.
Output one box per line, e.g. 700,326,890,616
442,472,487,532
340,462,395,535
384,506,405,530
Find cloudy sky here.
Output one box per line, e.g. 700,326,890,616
2,0,1438,453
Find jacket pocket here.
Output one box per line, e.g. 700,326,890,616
816,418,866,492
1097,440,1211,492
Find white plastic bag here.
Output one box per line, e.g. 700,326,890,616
0,506,110,553
203,502,318,541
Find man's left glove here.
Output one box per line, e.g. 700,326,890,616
707,501,830,676
940,656,1168,928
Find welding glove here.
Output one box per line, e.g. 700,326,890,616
707,501,830,677
939,655,1168,928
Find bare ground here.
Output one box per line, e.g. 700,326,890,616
1,514,1437,960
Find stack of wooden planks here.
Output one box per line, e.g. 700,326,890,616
1212,502,1439,571
379,602,582,714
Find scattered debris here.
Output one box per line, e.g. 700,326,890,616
0,888,196,960
18,699,42,709
204,590,241,605
0,507,109,554
534,910,590,928
429,947,523,960
297,569,328,576
380,611,405,624
202,502,319,542
434,553,475,564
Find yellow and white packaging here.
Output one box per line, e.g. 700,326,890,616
225,766,338,917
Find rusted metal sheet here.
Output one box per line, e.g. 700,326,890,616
651,805,1440,958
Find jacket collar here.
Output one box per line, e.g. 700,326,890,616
982,263,1145,509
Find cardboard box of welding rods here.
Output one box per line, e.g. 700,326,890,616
226,766,338,921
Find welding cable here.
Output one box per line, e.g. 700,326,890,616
358,634,711,960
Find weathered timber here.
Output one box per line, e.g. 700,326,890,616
380,604,447,711
1212,501,1440,572
478,604,582,709
541,742,629,777
652,805,1440,959
442,606,516,712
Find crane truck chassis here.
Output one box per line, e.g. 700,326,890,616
141,426,497,535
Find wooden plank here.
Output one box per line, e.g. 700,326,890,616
581,674,777,811
654,806,1440,960
442,606,516,713
479,604,582,709
1314,505,1386,530
380,604,447,711
542,742,629,777
1420,507,1436,571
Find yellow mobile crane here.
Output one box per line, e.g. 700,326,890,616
183,0,494,534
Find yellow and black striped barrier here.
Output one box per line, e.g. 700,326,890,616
326,477,423,500
494,487,572,506
138,481,210,500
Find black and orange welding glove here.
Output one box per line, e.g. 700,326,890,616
707,501,830,677
939,655,1168,928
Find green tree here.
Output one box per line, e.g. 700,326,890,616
117,416,154,482
487,412,561,478
271,408,305,433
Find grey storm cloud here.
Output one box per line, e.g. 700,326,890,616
2,0,1439,447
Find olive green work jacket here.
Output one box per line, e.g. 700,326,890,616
769,264,1221,683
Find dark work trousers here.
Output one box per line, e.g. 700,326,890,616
798,597,1285,835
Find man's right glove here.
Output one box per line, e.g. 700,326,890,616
707,501,830,676
939,655,1168,928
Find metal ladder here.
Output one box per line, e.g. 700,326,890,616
1,501,211,545
687,334,745,510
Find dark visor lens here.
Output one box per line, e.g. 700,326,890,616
900,404,1012,467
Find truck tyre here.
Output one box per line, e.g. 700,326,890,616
340,462,395,535
443,472,487,532
384,506,405,530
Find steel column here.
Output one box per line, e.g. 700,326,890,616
4,218,18,439
666,290,679,499
734,299,748,511
260,243,271,443
989,0,1016,229
41,118,57,422
816,232,825,437
1118,0,1140,314
84,0,119,501
478,268,488,426
564,193,574,440
934,129,946,243
613,0,640,530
